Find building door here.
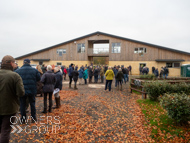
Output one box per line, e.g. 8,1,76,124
93,57,109,65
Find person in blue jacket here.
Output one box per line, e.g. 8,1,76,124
78,66,84,84
68,63,74,88
15,59,40,122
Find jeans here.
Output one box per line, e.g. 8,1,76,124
126,74,129,81
115,78,118,87
89,76,92,83
69,76,73,84
43,92,53,111
20,94,36,121
105,80,112,91
94,75,98,83
163,73,168,79
0,114,16,143
84,79,87,84
123,74,127,83
117,80,122,86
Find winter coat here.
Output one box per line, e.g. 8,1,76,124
36,72,43,94
64,68,67,74
68,65,74,77
122,68,127,74
113,68,118,76
41,66,46,74
0,69,25,115
78,68,84,78
94,69,99,77
104,66,108,73
73,70,79,81
83,69,88,79
61,66,64,74
88,68,93,77
15,64,41,95
41,70,56,93
100,68,104,76
154,70,159,77
105,69,114,80
54,71,63,90
125,68,129,75
116,71,124,81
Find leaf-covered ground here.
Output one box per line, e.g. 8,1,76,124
10,79,154,142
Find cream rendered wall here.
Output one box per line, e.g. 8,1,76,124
109,61,190,77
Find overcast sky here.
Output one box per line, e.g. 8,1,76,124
0,0,190,60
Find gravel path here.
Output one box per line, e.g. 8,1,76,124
10,78,152,142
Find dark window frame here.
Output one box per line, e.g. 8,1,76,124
57,49,66,56
111,43,121,53
166,62,180,68
77,43,85,53
134,47,147,56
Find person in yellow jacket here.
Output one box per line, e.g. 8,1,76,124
104,66,114,91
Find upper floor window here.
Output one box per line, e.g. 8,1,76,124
134,47,147,56
112,43,121,53
77,43,85,53
57,49,66,56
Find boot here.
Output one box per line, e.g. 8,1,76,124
69,84,71,89
58,96,61,107
41,108,47,113
48,108,52,113
53,97,59,109
120,85,122,91
74,84,78,90
117,85,119,91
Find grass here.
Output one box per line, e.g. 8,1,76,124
132,90,141,95
137,99,190,142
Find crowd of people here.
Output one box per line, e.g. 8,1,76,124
1,54,170,142
140,65,169,78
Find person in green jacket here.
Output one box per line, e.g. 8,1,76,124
83,67,88,84
105,66,114,91
0,55,25,143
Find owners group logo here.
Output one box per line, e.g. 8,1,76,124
10,116,60,134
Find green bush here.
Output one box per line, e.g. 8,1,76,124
144,81,169,101
139,74,156,79
159,93,190,124
144,81,190,101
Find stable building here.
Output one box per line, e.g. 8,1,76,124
15,31,190,76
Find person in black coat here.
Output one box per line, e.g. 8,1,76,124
88,66,93,83
154,68,159,78
73,68,79,89
116,68,124,91
41,65,56,113
54,67,63,108
94,67,99,83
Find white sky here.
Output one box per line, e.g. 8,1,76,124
0,0,190,60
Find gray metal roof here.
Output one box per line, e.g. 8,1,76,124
15,31,190,60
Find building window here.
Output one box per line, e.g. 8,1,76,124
57,49,66,56
166,62,180,68
77,43,85,53
57,62,62,66
112,43,121,53
134,47,147,55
